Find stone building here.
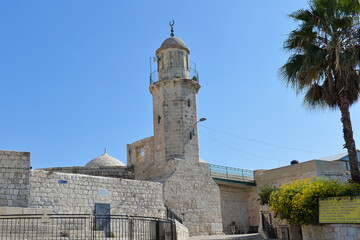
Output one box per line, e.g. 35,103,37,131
1,30,358,239
0,34,224,237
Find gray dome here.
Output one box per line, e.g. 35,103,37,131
156,37,190,55
85,149,125,168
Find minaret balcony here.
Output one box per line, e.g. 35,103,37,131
150,68,199,85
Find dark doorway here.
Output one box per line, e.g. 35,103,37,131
94,203,110,236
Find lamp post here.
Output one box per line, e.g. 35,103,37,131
191,118,206,137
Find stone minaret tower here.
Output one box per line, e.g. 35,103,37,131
149,37,201,178
127,28,223,236
149,34,223,236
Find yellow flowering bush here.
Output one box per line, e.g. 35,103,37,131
268,178,360,224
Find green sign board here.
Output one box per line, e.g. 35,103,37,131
319,196,360,223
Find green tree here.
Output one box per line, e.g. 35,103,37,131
280,0,360,183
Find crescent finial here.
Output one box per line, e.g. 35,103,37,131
169,20,175,37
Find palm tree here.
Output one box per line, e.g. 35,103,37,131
280,0,360,183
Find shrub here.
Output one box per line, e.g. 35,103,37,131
269,178,360,225
259,185,278,205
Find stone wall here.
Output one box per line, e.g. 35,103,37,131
254,160,349,190
302,224,360,240
29,170,165,218
39,166,134,179
0,150,30,207
127,136,165,181
175,220,189,240
218,184,250,234
163,160,223,236
246,185,259,228
0,206,52,215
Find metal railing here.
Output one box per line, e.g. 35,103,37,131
150,68,199,85
209,164,254,183
166,206,183,224
261,211,277,239
0,213,175,240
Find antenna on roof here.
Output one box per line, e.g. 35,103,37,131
170,20,175,37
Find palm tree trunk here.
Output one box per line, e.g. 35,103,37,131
339,91,360,183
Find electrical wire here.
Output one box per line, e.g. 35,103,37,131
200,125,333,155
199,132,289,163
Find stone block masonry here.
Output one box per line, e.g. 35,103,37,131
29,170,166,218
163,160,223,236
0,150,30,207
302,224,360,240
218,184,251,234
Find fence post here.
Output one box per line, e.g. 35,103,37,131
156,219,160,240
128,217,134,240
172,221,176,240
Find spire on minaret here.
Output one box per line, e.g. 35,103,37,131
170,20,175,37
104,148,107,154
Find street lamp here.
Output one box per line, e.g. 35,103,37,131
191,118,206,137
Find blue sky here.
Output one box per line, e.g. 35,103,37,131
1,0,359,170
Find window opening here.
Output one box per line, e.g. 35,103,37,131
188,99,191,107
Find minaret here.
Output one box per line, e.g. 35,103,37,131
149,27,201,169
129,24,223,236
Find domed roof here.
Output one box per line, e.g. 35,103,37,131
85,149,125,168
156,37,190,55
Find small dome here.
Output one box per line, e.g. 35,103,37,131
85,149,125,168
156,37,190,55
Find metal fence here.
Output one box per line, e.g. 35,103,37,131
0,214,175,240
149,68,199,85
165,207,182,224
261,211,277,239
209,164,254,183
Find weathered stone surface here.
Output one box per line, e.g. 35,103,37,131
176,220,189,240
29,170,165,218
163,160,223,236
218,183,252,234
302,224,360,240
0,150,30,207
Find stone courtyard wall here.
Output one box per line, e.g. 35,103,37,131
29,170,165,218
302,224,360,240
163,160,223,236
254,160,349,190
175,220,189,240
246,185,259,228
218,184,250,234
0,150,30,207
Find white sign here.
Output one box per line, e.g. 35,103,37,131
98,189,108,197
